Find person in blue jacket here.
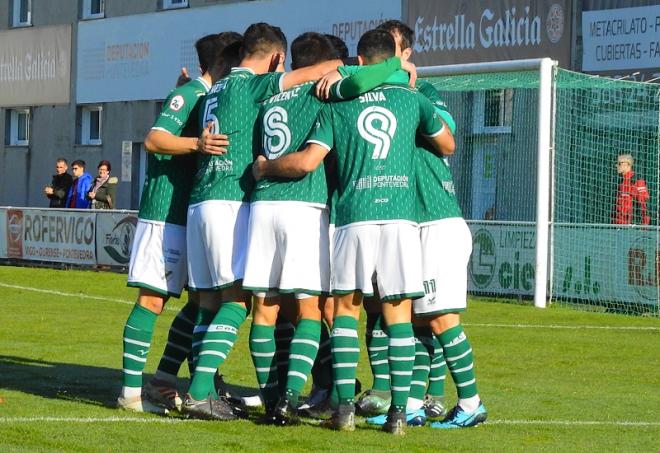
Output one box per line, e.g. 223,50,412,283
65,160,93,209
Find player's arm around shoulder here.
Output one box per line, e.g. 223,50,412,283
252,143,330,181
145,83,228,155
282,59,343,92
417,93,455,156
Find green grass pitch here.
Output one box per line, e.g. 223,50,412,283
0,265,658,452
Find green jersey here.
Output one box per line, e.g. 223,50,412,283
308,82,443,227
139,77,209,225
189,68,284,204
414,83,463,223
252,82,328,206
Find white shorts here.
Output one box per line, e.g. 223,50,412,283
186,200,250,290
243,202,330,296
127,219,187,297
331,222,423,301
413,217,472,316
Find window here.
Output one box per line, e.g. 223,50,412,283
472,89,513,134
11,0,31,27
162,0,188,10
79,105,103,145
82,0,104,20
5,109,30,146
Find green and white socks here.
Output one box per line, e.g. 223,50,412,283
121,304,157,398
387,323,415,413
188,302,247,401
366,313,390,392
437,324,480,412
408,327,433,411
331,316,360,405
250,323,279,406
284,319,321,405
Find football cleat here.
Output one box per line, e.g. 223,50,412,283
181,393,238,421
144,379,182,411
117,394,168,415
321,403,355,432
355,389,391,416
272,397,300,426
423,394,447,420
382,411,406,435
298,386,329,412
366,408,426,427
430,402,487,429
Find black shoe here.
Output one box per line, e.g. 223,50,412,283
272,397,300,426
214,373,230,398
383,410,406,436
226,395,248,419
298,393,334,420
255,400,277,425
182,393,238,421
321,403,355,431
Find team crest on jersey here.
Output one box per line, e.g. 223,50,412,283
169,95,185,111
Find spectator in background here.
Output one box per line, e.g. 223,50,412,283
88,160,117,209
65,160,93,209
43,158,73,208
613,153,650,225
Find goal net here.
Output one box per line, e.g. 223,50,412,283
419,62,660,316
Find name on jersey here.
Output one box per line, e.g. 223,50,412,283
209,78,229,94
442,181,456,194
266,86,301,104
359,92,387,103
353,175,409,190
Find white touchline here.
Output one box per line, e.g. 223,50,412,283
0,282,179,312
0,282,656,330
464,323,659,331
0,417,658,427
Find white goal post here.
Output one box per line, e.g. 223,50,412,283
418,58,558,309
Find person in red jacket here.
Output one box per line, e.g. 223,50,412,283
613,154,650,225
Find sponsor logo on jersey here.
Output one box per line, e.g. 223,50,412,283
169,95,185,111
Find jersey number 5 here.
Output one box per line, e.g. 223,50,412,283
202,98,220,134
263,106,292,160
357,106,397,160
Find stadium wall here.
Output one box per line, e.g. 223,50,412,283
0,0,402,209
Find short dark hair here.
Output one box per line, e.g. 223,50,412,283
324,34,349,59
357,29,395,64
56,157,67,165
195,34,221,74
240,22,287,60
195,32,243,74
98,160,111,172
377,20,414,51
290,33,336,70
71,159,86,169
209,39,242,82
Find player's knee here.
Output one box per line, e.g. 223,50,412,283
428,312,460,334
137,293,166,315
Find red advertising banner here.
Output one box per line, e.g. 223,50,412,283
6,209,23,259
